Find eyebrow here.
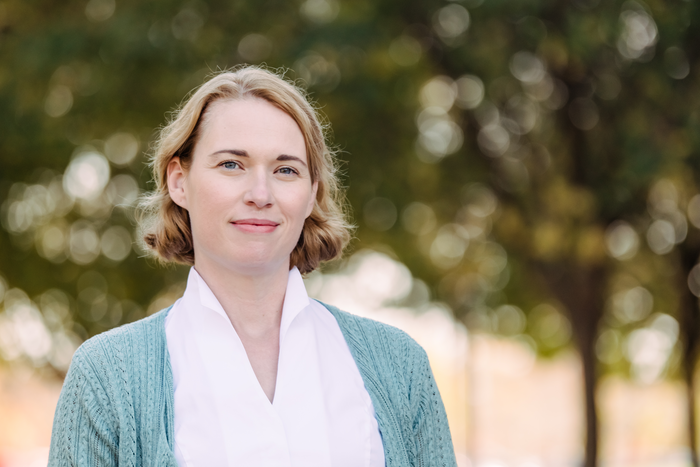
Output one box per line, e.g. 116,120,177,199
209,149,307,167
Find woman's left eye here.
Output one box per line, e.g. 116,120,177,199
278,167,298,175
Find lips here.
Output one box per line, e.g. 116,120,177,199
231,218,280,233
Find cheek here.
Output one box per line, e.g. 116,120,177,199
186,177,236,231
283,188,315,225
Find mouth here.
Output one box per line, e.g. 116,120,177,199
231,218,280,233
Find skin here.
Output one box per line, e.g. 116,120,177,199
167,97,318,402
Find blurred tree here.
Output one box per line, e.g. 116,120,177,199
678,241,700,466
670,12,700,463
379,0,700,466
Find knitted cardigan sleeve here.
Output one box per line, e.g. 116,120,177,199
409,343,455,466
48,341,119,466
48,311,177,467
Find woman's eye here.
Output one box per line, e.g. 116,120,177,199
221,161,239,170
278,167,298,175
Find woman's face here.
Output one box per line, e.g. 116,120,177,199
167,98,318,276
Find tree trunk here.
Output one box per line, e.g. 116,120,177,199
684,353,699,467
678,245,700,467
580,331,599,467
538,261,607,467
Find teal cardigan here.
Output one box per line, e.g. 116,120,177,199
48,302,457,466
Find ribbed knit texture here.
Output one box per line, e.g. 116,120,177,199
49,302,457,467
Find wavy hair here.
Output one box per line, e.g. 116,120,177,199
136,66,352,274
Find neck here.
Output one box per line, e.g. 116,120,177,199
193,259,289,339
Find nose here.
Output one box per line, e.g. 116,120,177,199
243,169,273,209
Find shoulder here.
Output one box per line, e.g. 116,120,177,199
68,308,170,382
316,301,437,435
51,310,172,464
90,307,168,346
76,308,168,355
315,300,429,369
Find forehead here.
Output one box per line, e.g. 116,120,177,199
197,98,307,160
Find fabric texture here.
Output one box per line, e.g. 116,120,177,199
48,302,457,467
167,267,384,466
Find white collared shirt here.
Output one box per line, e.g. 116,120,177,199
165,267,385,467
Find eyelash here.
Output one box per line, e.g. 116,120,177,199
218,160,299,176
220,160,240,170
278,167,299,176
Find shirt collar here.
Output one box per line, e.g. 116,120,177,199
183,266,311,341
279,266,310,341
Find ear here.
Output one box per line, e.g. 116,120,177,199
167,157,188,209
305,181,319,218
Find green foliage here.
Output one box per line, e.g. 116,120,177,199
0,0,698,386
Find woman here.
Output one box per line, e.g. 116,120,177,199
49,67,456,467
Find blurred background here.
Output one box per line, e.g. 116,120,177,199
0,0,698,466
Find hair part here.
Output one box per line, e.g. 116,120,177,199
136,66,353,274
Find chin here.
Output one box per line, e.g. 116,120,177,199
222,249,291,275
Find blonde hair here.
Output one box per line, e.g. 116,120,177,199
137,66,352,274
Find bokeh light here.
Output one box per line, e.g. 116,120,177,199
63,151,111,201
238,34,273,62
85,0,115,22
605,221,640,260
610,286,653,324
388,35,422,67
300,0,339,24
294,53,340,92
104,132,139,167
687,264,700,298
44,85,73,118
402,202,437,236
433,4,470,41
100,225,133,262
568,98,599,131
430,224,469,269
171,7,204,42
509,52,546,84
625,314,678,384
664,47,690,80
617,6,658,61
455,75,484,109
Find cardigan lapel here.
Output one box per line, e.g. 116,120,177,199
321,302,411,467
153,307,179,467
